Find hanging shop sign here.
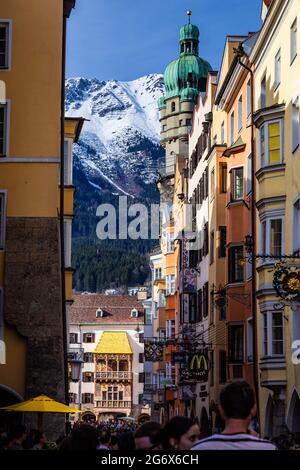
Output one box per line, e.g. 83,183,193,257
179,351,209,384
273,262,300,302
144,341,164,362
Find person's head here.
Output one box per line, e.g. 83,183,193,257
162,417,200,450
69,424,99,450
11,425,27,443
34,431,47,446
117,431,135,451
219,381,256,426
99,429,111,446
134,422,162,450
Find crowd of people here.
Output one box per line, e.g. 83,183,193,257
1,382,300,451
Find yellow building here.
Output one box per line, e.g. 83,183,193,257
0,0,76,436
250,0,300,436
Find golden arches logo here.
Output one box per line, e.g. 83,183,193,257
190,354,208,371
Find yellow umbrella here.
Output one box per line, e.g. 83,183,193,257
0,394,81,430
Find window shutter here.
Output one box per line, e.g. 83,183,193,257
139,373,145,383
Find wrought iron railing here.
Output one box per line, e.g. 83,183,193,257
95,371,132,380
95,401,131,408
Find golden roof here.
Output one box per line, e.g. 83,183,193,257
94,332,133,354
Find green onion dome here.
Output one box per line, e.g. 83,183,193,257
180,23,200,42
180,83,199,102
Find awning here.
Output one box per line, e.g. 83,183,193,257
223,136,246,157
94,332,133,354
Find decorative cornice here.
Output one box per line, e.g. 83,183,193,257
253,103,285,128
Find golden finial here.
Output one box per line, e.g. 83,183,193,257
187,10,192,24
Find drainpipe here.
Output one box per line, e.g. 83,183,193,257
237,55,260,425
60,10,68,407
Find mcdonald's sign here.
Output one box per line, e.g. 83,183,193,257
179,351,209,384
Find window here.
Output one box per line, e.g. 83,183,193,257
139,333,144,343
247,319,253,362
231,167,244,200
219,351,227,384
230,111,235,144
64,219,72,268
70,333,78,344
210,351,214,386
261,75,266,108
247,79,252,117
186,119,192,127
293,199,300,253
0,22,10,70
291,18,298,64
219,163,227,193
138,372,145,383
84,352,94,363
166,232,175,253
262,311,284,357
83,333,95,343
197,289,202,323
82,393,94,404
64,139,73,185
221,121,225,144
210,168,215,200
261,217,283,257
210,231,214,264
154,267,162,280
274,49,281,89
203,222,209,256
179,119,182,127
0,104,8,157
204,169,209,199
166,275,175,295
0,193,6,249
260,120,282,165
228,325,244,363
228,245,244,283
292,97,300,152
171,102,176,112
139,353,144,363
162,124,167,132
82,372,94,382
219,227,227,258
246,154,252,195
203,282,209,318
238,95,243,131
69,393,77,404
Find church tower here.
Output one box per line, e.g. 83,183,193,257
158,12,212,181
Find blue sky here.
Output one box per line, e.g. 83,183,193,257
66,0,262,81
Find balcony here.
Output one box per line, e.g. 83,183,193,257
68,348,84,363
95,371,132,381
95,401,131,408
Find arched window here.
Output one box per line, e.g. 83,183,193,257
171,102,176,112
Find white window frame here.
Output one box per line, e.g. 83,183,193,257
260,75,267,108
0,20,12,71
260,119,284,167
247,79,252,117
221,121,225,144
166,274,175,296
293,197,300,253
231,166,244,201
260,214,284,259
292,97,300,153
246,154,252,195
261,310,284,358
166,232,174,254
0,101,10,158
247,318,253,363
64,138,73,185
291,18,297,65
274,49,281,90
238,95,243,132
64,218,72,268
230,111,235,145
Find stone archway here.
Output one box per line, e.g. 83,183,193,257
0,385,23,432
287,389,300,433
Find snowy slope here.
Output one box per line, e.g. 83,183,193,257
65,74,164,197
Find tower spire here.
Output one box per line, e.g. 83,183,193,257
187,10,192,24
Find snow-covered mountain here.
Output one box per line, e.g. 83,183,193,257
65,73,164,197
